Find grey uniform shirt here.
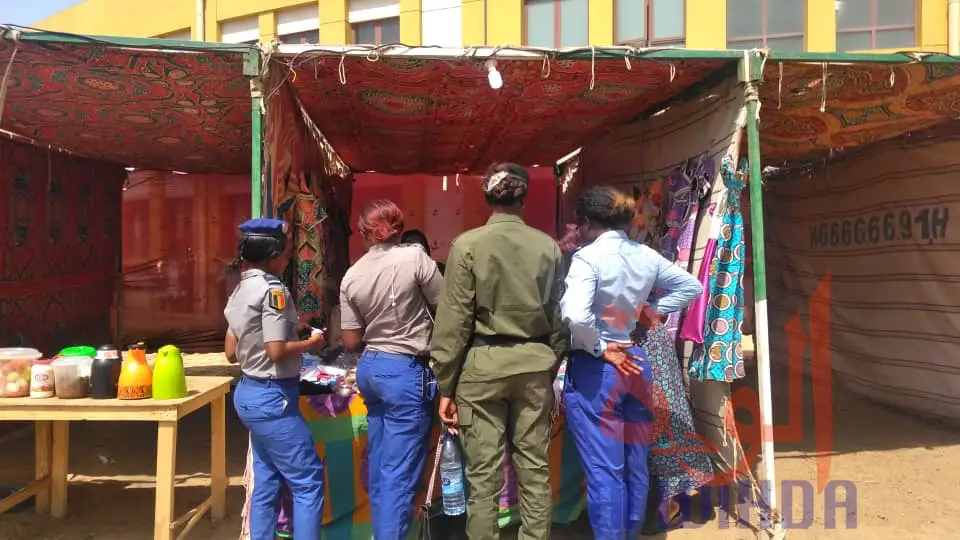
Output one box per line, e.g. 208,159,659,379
340,243,443,356
224,268,300,379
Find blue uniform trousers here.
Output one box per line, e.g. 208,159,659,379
356,350,435,540
564,348,655,540
234,376,325,540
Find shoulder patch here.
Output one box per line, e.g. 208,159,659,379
267,288,287,311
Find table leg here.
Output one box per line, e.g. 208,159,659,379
49,421,69,519
154,421,178,540
210,394,227,520
34,421,52,514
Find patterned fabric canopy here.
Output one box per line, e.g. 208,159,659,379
287,54,729,174
0,39,251,173
760,61,960,163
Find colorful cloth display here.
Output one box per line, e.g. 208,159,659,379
688,157,747,382
660,156,714,341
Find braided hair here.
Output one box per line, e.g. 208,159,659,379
482,162,529,206
575,186,636,231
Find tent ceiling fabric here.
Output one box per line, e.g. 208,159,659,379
0,39,251,173
288,55,729,174
760,62,960,163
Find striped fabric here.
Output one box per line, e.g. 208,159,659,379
766,136,960,420
240,393,586,539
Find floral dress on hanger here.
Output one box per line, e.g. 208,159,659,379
688,157,747,382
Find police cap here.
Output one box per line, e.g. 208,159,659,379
239,218,289,239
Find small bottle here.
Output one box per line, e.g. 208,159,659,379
439,433,467,516
30,359,55,398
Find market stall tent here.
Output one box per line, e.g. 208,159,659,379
266,43,960,537
0,26,259,352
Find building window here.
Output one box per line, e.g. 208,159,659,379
279,29,320,44
523,0,589,48
353,17,400,45
836,0,915,51
616,0,685,47
278,5,320,45
726,0,804,51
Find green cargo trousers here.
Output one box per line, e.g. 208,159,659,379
455,370,555,540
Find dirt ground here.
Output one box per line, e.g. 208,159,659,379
1,349,958,540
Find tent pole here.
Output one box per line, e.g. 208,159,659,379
250,87,263,219
245,50,264,219
741,51,783,537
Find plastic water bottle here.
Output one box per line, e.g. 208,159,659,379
439,433,467,516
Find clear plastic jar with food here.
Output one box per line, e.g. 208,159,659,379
0,348,43,397
53,356,93,399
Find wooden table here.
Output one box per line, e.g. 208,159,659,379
0,376,232,540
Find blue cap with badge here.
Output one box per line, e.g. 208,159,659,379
239,218,289,239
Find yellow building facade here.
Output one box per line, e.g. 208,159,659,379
33,0,953,54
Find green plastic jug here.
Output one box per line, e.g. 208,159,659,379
152,345,187,400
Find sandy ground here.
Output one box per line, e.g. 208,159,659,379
1,347,958,540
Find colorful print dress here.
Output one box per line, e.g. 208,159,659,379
642,324,715,499
687,157,747,382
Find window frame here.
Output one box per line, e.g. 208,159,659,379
613,0,686,47
522,0,590,48
835,0,916,50
351,17,400,46
278,29,320,45
726,0,804,49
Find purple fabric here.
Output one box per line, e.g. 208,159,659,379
678,237,717,344
500,442,519,509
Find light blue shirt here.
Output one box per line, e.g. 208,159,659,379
560,230,704,356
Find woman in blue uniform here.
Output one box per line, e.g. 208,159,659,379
224,218,326,540
560,187,702,539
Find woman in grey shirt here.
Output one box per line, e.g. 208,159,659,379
339,200,443,540
223,218,326,540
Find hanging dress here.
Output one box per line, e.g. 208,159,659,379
641,323,715,499
660,157,714,341
688,157,747,382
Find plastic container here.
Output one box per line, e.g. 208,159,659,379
118,343,152,400
30,359,56,398
53,357,93,399
152,345,187,400
0,348,43,397
439,433,467,516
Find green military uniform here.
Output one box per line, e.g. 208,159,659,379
432,213,569,540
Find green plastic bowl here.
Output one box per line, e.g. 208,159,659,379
58,346,96,358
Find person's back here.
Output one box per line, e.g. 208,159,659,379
432,163,567,540
444,215,564,383
340,243,439,356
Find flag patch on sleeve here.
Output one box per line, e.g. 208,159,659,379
268,289,286,311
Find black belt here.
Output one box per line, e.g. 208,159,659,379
471,335,549,348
